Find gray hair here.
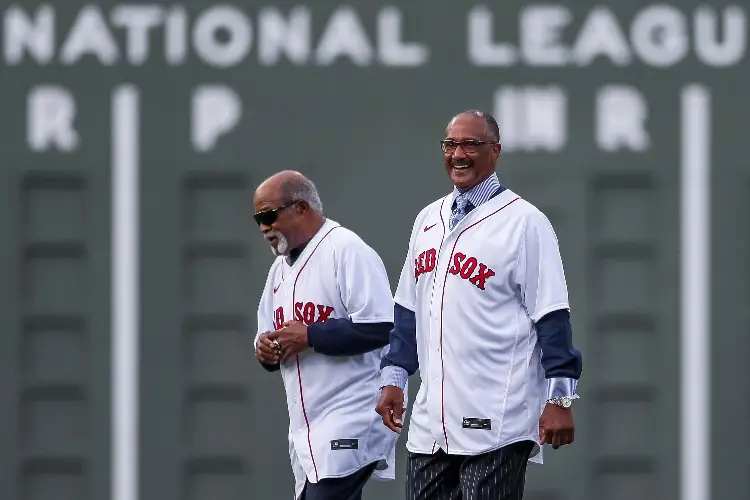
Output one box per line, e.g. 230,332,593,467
451,109,500,143
280,176,324,215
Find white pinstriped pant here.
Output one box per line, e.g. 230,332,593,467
406,441,534,500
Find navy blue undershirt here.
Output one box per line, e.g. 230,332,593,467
258,241,393,371
259,319,393,372
380,185,582,380
257,195,582,380
379,304,582,379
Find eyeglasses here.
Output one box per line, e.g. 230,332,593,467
440,139,498,153
253,202,296,226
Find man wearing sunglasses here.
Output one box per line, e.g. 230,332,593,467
375,111,583,500
252,171,403,500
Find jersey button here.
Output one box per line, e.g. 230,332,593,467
292,398,298,405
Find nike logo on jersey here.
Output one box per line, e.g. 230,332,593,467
273,283,281,293
273,303,335,329
449,252,496,290
423,223,437,232
414,248,438,282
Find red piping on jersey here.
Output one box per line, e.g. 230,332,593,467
437,200,448,246
294,359,315,477
438,197,448,238
427,197,448,289
290,225,341,482
421,198,448,289
433,197,450,451
437,196,520,453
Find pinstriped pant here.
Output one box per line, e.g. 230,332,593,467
406,440,534,500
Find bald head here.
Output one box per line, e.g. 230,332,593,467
253,171,325,257
255,170,324,215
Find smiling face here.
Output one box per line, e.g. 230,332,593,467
442,114,500,191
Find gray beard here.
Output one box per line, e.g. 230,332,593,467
266,231,290,256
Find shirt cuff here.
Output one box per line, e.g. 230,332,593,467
546,377,579,400
381,366,408,391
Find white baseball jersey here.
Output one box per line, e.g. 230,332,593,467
394,189,569,463
254,218,403,499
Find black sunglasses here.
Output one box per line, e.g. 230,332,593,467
253,202,296,226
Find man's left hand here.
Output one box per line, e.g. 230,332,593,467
539,404,575,450
268,321,309,361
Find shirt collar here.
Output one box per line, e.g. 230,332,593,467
286,241,308,266
451,173,501,209
284,218,331,266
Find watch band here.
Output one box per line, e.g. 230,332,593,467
546,396,576,408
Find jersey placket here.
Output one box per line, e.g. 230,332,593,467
425,198,486,452
270,261,315,479
426,208,460,452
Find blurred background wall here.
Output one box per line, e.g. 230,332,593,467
0,1,747,499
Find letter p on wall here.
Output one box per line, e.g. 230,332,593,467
192,85,242,152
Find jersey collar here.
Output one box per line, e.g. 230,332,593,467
283,218,338,268
451,172,502,210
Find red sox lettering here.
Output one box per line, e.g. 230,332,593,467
273,302,335,329
413,248,495,290
448,252,495,290
414,248,438,282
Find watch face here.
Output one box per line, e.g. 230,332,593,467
561,397,572,408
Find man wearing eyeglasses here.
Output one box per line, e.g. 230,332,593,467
252,170,403,500
375,111,583,500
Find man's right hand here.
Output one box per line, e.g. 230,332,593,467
375,386,405,433
255,332,280,365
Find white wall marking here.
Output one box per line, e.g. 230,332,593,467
111,84,141,500
680,84,711,500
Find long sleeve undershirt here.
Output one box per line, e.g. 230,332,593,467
257,319,392,371
380,304,582,399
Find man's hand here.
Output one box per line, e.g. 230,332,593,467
268,321,309,361
255,332,280,365
539,403,575,449
375,386,405,433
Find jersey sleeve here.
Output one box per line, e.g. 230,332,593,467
254,263,277,349
336,239,394,324
393,216,419,312
516,209,570,322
